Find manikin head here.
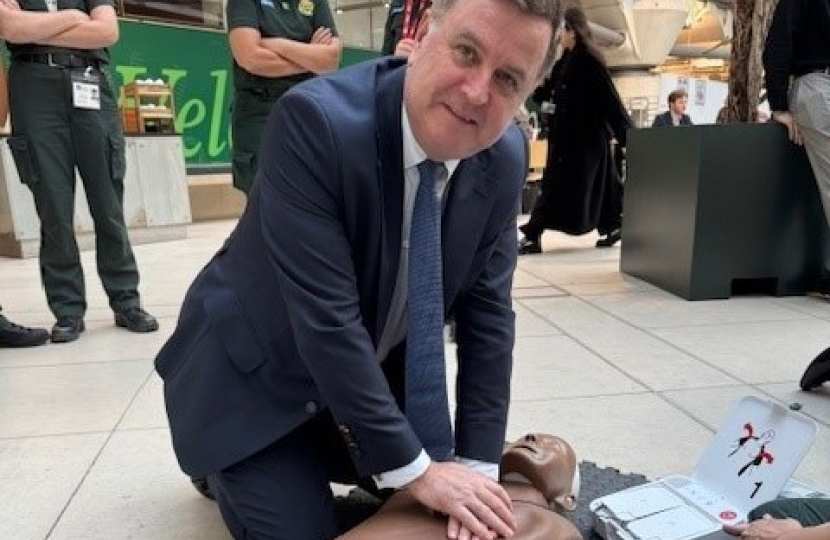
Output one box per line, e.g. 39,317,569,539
500,433,580,512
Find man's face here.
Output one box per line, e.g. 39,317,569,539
670,96,688,116
404,0,552,161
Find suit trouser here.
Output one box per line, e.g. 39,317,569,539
208,410,374,540
749,498,830,526
7,61,140,318
791,72,830,271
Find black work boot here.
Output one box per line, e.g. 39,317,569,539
0,314,50,348
114,307,159,333
51,317,85,343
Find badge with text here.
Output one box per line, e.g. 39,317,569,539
71,67,101,110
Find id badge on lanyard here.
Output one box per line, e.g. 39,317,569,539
71,67,101,110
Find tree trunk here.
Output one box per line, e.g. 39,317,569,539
724,0,778,122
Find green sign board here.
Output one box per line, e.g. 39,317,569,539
111,20,378,170
112,21,232,169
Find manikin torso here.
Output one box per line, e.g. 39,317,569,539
337,433,583,540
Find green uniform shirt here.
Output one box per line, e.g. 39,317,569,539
226,0,337,91
6,0,114,63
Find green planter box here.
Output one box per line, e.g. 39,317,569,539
621,123,826,300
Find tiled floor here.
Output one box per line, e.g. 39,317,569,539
1,219,828,540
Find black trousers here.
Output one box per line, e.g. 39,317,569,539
7,61,140,318
749,498,830,526
208,411,375,540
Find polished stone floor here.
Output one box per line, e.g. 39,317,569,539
1,219,828,540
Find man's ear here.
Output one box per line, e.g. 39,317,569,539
407,41,420,67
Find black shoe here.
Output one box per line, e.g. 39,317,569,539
51,317,85,343
807,275,830,299
518,237,542,255
114,307,159,333
800,347,830,391
190,477,215,500
0,316,50,348
596,228,622,248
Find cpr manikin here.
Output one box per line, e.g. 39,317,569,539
337,433,583,540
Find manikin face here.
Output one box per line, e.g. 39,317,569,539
404,0,552,161
670,96,688,116
500,433,580,511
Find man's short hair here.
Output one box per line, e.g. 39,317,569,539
668,89,688,106
431,0,563,79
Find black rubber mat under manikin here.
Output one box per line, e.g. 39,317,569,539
572,461,649,539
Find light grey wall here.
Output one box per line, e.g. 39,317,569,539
331,3,390,51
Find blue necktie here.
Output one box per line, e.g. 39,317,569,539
406,159,453,461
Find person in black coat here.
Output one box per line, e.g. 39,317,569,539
652,88,693,127
762,0,830,389
518,6,632,254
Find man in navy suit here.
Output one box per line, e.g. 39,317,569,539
652,88,693,127
155,0,562,538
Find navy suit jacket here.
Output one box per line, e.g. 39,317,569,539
156,58,526,479
651,111,693,127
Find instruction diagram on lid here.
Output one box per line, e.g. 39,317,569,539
590,396,818,540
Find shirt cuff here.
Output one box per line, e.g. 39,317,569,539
371,454,500,489
455,457,499,481
373,450,431,489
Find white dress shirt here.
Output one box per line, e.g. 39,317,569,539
372,106,498,489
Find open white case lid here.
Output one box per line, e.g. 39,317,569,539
691,395,818,514
590,397,819,540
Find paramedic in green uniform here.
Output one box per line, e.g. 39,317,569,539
0,0,158,343
226,0,341,195
0,53,50,349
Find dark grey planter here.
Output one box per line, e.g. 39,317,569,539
621,122,827,300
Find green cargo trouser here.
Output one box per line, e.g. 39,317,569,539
7,61,140,318
749,497,830,527
230,88,289,195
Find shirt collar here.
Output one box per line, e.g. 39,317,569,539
401,105,460,177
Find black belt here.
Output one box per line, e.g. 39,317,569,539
241,87,290,100
13,53,102,69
